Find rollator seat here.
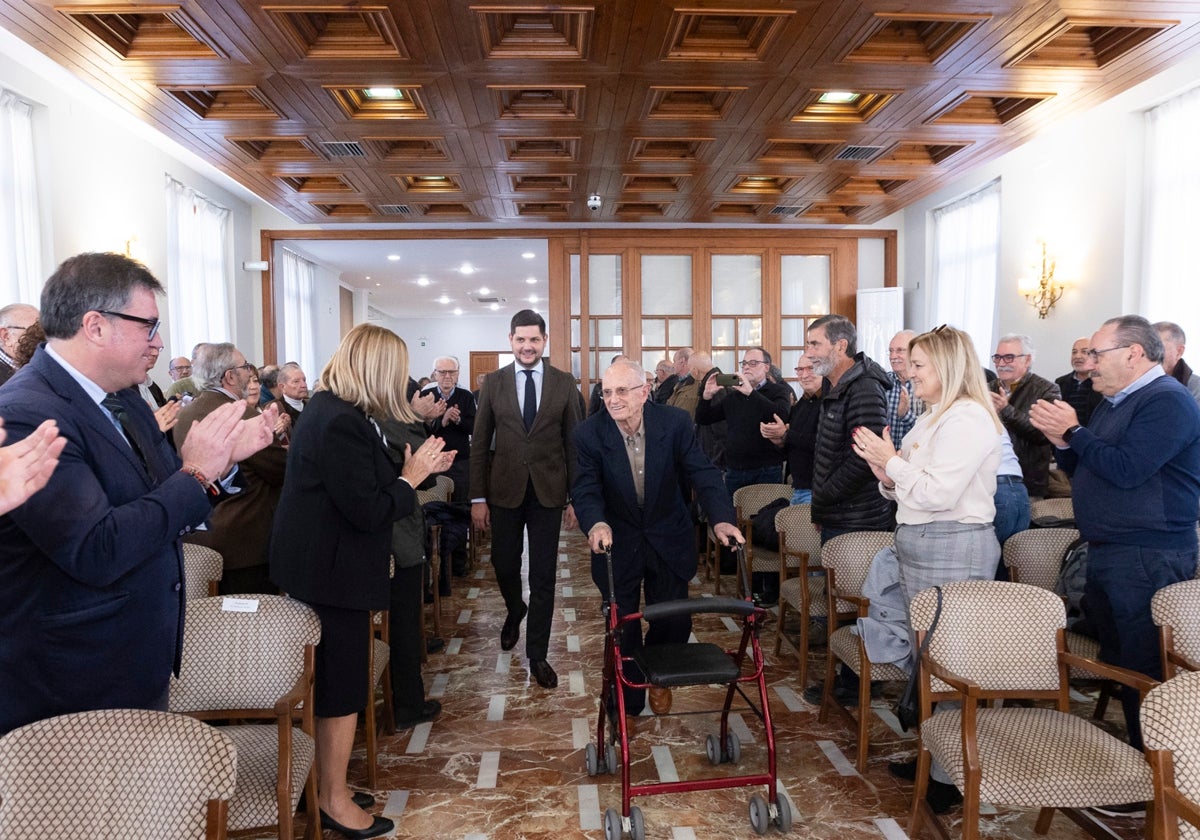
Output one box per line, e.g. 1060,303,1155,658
633,642,741,687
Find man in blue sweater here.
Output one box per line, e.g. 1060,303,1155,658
1031,315,1200,758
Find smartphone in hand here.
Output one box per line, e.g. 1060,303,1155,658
715,373,741,387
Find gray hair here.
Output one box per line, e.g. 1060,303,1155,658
433,355,460,370
998,333,1034,360
278,361,305,383
40,252,163,339
809,314,857,357
606,359,646,384
0,303,37,327
1106,315,1165,363
194,342,242,390
258,364,280,389
1154,321,1186,345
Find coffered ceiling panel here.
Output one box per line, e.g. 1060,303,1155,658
11,1,1200,226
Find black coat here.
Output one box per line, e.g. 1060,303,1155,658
811,353,895,531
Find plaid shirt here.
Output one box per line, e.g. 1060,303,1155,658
885,371,924,449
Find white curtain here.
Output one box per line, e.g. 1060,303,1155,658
931,179,1001,365
165,176,231,355
0,89,44,305
278,248,317,379
1141,85,1200,339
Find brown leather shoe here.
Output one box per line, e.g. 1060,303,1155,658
648,686,672,715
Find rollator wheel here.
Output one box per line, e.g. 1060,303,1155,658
775,793,793,833
749,794,770,835
586,743,600,776
705,733,722,765
629,805,646,840
604,807,624,840
725,732,742,764
605,742,618,775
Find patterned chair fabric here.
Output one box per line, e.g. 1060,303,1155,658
182,544,224,600
820,531,895,615
416,474,454,506
774,503,826,689
169,595,321,839
732,483,793,576
0,708,236,840
1153,579,1200,677
908,580,1153,840
1029,497,1075,525
1143,670,1200,840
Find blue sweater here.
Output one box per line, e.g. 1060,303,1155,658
1058,375,1200,549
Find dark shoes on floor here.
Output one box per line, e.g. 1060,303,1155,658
802,673,881,707
425,637,445,654
318,809,394,839
530,659,558,688
500,603,527,651
888,758,917,781
889,758,962,815
394,699,441,729
351,791,374,809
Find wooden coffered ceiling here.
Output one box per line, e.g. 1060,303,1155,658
6,1,1200,226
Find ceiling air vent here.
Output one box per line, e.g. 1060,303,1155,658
834,144,885,162
770,204,809,216
377,204,413,215
367,305,390,321
473,296,506,304
320,141,366,158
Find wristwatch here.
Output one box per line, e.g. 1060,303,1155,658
1062,424,1083,444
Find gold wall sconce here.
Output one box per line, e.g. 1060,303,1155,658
1017,240,1066,319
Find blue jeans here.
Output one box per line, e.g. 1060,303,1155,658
1086,542,1198,748
790,488,812,506
992,475,1031,579
724,465,782,498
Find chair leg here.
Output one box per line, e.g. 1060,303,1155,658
773,600,787,656
818,646,837,723
364,703,378,789
1092,680,1113,720
855,661,870,772
798,614,809,690
1033,807,1056,834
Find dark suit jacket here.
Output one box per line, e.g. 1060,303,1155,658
572,402,735,591
421,384,476,465
0,358,15,387
176,390,287,571
470,361,579,508
0,347,213,734
269,390,417,611
272,396,304,428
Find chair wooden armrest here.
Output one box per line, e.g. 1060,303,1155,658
922,656,983,700
1167,650,1200,673
1059,651,1160,697
274,671,310,717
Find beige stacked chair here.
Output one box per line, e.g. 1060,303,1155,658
1154,578,1200,678
169,595,320,840
907,580,1155,840
773,503,825,689
417,475,455,639
182,544,224,599
709,483,792,596
365,613,393,788
818,530,906,772
1029,497,1074,525
1143,669,1200,840
0,707,237,840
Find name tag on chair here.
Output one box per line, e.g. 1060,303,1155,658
221,597,259,613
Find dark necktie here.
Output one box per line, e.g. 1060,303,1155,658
102,392,151,477
522,369,537,432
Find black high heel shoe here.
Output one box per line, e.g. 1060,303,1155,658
318,809,394,839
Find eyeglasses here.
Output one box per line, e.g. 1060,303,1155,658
225,363,255,375
171,365,192,374
740,359,765,368
1,325,27,332
794,365,814,373
991,353,1029,365
1086,345,1130,361
434,369,459,376
601,386,643,399
97,310,161,340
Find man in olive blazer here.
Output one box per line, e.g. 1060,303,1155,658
470,310,579,688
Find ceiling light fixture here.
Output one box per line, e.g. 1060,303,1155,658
460,263,475,275
453,307,463,315
365,87,404,100
521,252,535,259
819,90,859,104
438,294,450,304
387,254,400,261
529,294,539,303
526,276,537,284
416,277,430,286
478,286,490,295
489,302,500,311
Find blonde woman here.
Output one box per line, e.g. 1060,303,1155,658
270,324,454,839
851,325,1002,813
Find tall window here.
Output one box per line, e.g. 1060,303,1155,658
1141,85,1200,339
931,179,1000,364
278,248,317,378
0,89,44,304
165,176,230,354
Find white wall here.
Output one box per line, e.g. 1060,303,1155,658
885,48,1200,378
382,315,517,383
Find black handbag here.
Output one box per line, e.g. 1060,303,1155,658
894,585,943,732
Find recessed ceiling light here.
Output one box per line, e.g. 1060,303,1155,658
529,294,539,303
489,302,500,311
438,294,450,304
453,307,463,315
459,263,475,275
521,252,535,259
818,90,859,104
526,276,537,284
416,277,430,286
365,87,404,100
478,286,490,295
365,275,371,280
375,283,381,287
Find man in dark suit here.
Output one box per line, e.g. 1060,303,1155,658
176,342,288,594
573,359,743,714
470,309,579,689
422,355,476,504
0,252,277,735
272,361,309,427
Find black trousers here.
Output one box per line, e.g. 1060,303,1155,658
489,480,562,660
388,562,427,714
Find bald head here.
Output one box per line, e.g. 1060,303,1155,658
0,303,38,358
688,351,713,379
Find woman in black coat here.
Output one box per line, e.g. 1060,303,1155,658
270,324,453,839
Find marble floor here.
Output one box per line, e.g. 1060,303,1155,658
283,529,1147,840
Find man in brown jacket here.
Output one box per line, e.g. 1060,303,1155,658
470,310,579,689
176,342,288,593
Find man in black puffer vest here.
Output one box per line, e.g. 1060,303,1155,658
806,314,895,543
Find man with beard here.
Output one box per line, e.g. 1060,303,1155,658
989,334,1061,499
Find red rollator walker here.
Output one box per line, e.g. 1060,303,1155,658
585,544,792,839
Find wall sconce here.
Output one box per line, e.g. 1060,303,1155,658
1017,240,1067,319
123,235,146,264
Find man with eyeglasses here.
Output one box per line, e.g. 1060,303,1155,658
1054,337,1103,428
174,343,287,595
421,357,476,503
164,343,208,402
0,252,278,735
167,356,192,382
573,359,743,716
0,302,39,387
884,330,924,449
1031,315,1200,773
697,346,792,497
988,334,1061,499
